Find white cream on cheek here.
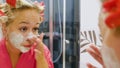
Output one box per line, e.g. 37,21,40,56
9,32,30,53
101,45,120,68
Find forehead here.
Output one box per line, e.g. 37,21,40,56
13,9,41,24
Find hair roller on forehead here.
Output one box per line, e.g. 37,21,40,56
0,0,45,24
103,0,120,29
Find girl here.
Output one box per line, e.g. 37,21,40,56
0,0,54,68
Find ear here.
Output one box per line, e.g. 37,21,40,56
1,23,7,38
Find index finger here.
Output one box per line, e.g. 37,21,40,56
38,33,44,41
89,44,101,56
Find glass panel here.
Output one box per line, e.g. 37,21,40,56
38,0,79,68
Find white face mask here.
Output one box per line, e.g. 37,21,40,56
26,32,37,39
9,32,30,53
101,45,120,68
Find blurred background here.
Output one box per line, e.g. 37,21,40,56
38,0,80,68
0,0,80,68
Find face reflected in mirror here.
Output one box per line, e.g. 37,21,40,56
5,9,42,53
99,10,120,68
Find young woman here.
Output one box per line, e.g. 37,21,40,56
87,0,120,68
0,0,54,68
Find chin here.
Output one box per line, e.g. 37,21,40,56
18,46,31,53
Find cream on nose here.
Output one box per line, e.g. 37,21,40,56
26,32,37,45
26,32,37,39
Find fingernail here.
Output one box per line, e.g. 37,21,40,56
37,35,40,37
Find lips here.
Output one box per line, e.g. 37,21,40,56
24,44,32,47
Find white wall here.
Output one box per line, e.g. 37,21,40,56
81,0,101,31
80,0,102,68
81,0,102,46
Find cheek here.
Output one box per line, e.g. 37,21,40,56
9,32,25,45
6,25,17,38
103,30,115,47
103,30,120,60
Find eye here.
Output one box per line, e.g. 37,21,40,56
33,27,39,32
19,26,28,32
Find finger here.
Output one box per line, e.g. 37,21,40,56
88,44,104,65
31,37,41,46
87,63,96,68
31,36,44,52
89,44,101,56
27,37,37,45
34,49,42,55
38,33,44,41
86,48,103,65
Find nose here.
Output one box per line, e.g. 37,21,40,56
26,32,37,44
27,32,37,39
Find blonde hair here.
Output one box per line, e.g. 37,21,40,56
0,0,44,26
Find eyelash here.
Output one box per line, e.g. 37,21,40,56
19,26,39,32
33,28,39,31
19,26,27,32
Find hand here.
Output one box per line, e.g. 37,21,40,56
86,44,105,68
35,33,48,68
28,33,48,68
86,63,97,68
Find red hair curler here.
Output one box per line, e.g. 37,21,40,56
0,10,5,16
6,0,16,7
103,0,120,28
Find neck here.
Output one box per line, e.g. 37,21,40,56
5,40,22,68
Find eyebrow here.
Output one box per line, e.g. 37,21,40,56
19,21,39,25
19,22,29,24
